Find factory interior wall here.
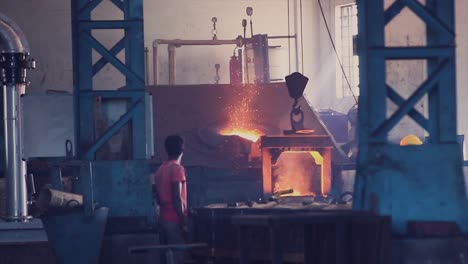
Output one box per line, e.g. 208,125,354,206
0,0,467,156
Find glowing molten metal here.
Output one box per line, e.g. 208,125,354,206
220,129,262,142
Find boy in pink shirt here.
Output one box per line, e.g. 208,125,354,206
151,135,187,263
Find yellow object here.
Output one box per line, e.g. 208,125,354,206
400,134,423,146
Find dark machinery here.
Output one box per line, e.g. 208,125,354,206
2,1,154,263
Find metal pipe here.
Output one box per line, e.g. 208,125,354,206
144,47,149,85
267,35,297,39
153,45,158,85
152,38,243,85
152,39,241,47
3,84,28,220
0,12,32,221
0,13,29,53
168,45,176,85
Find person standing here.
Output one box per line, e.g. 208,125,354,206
151,134,188,263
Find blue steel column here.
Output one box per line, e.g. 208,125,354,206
426,0,457,143
354,0,386,211
72,0,94,158
354,0,468,234
123,0,147,158
72,0,147,160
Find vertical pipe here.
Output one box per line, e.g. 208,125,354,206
0,13,32,221
3,83,29,220
144,47,149,85
153,45,158,85
168,44,176,85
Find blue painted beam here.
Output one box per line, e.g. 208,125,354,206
366,0,387,142
354,0,379,209
372,58,450,137
124,0,143,19
369,46,453,59
123,0,145,90
122,0,147,158
73,0,95,158
355,0,371,150
427,0,457,143
399,0,454,39
80,90,145,99
110,0,124,11
92,37,125,75
386,85,429,131
384,1,405,25
80,20,141,29
79,0,103,17
83,96,144,160
82,31,144,85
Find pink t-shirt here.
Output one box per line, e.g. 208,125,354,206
152,160,187,223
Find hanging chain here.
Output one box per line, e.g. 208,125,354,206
211,17,218,40
214,64,220,84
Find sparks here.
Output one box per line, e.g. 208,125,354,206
220,85,263,142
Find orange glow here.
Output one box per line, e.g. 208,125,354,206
220,85,264,142
220,128,262,142
283,190,314,196
273,151,324,196
296,129,315,134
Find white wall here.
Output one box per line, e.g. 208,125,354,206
144,0,298,86
0,0,303,88
0,0,73,93
304,0,357,113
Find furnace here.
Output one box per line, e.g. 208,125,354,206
260,134,333,197
147,82,351,207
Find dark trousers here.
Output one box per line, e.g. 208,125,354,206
159,220,185,264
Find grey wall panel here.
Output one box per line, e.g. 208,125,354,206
22,93,75,158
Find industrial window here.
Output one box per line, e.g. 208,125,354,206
335,4,359,98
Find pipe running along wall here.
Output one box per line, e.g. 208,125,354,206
0,12,33,221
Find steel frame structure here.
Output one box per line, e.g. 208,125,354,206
354,0,468,234
69,0,154,225
72,0,147,160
